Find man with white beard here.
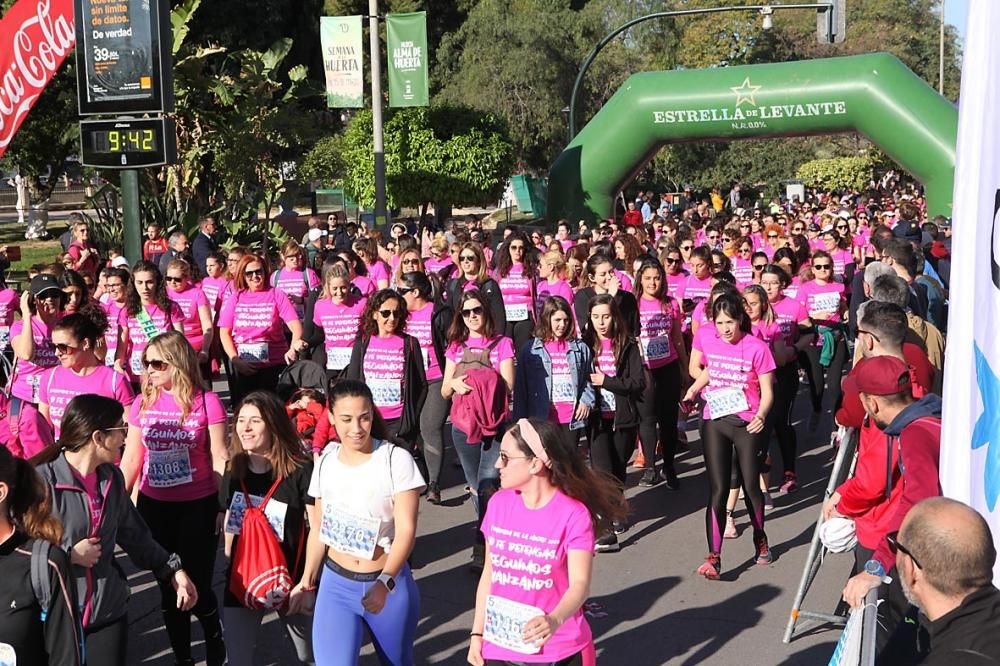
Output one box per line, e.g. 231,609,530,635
894,497,1000,665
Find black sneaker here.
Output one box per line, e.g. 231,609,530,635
595,532,620,553
639,468,659,487
471,543,485,572
205,630,226,666
425,482,441,504
662,466,680,490
612,519,628,535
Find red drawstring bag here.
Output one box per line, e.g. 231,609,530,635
228,478,298,610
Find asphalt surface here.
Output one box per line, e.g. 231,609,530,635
121,376,854,666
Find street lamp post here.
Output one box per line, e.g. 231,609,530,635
369,0,388,229
567,2,844,143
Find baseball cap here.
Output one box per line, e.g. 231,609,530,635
938,217,952,229
893,220,922,244
110,255,130,268
845,356,912,397
29,274,61,297
307,228,323,242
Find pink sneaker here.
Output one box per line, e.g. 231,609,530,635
724,515,738,539
779,473,799,494
697,553,721,580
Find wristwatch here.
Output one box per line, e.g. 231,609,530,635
864,559,886,578
377,573,396,592
155,552,183,581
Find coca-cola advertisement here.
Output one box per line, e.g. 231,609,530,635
0,0,76,160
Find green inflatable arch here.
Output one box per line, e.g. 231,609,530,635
548,53,957,222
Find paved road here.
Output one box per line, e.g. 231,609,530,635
121,375,854,666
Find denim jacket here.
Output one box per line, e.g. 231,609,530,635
513,337,596,430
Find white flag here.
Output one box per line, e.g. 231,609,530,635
940,0,1000,583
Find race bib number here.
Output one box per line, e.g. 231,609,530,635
0,642,15,666
130,350,145,376
504,303,529,321
483,595,543,655
705,387,750,419
370,378,402,407
26,375,41,404
238,342,269,363
642,335,670,362
551,373,575,403
421,347,431,370
319,499,379,559
810,291,840,315
146,448,193,488
225,492,289,542
0,326,9,351
326,346,352,371
105,349,117,367
600,388,617,412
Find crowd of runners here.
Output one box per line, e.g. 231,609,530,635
0,176,970,665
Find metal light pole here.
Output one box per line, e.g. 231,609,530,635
939,0,946,94
567,2,844,143
369,0,388,229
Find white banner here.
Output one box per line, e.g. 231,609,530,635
939,0,1000,583
320,16,363,108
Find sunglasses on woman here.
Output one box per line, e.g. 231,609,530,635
245,269,264,278
378,309,400,319
462,306,484,318
143,358,170,371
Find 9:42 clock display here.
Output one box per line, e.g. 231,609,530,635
92,128,158,154
80,117,177,169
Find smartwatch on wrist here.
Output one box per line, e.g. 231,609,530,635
864,559,886,578
377,573,396,592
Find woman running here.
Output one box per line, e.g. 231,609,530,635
120,331,229,666
218,253,303,408
513,296,595,446
582,294,643,552
493,230,539,352
39,311,134,439
115,260,183,388
293,380,424,665
34,394,197,665
0,445,80,665
306,263,367,378
683,293,775,579
222,391,314,665
634,260,688,489
468,418,626,666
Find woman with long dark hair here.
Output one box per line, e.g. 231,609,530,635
796,249,848,421
164,259,214,369
444,242,506,331
115,260,183,387
493,229,539,352
582,293,643,552
34,394,197,665
58,269,90,315
294,380,424,665
468,418,626,666
573,254,639,337
683,293,776,579
222,391,314,665
0,445,80,665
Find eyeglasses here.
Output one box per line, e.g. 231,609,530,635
499,451,531,465
509,245,525,252
54,343,79,355
245,268,264,278
792,227,804,233
680,245,693,251
739,224,751,229
753,263,767,271
106,282,124,290
462,306,484,318
739,247,752,254
812,263,832,270
165,276,183,283
102,424,129,433
711,262,723,269
396,286,416,296
665,257,681,264
856,327,881,342
836,225,849,231
459,255,477,263
36,292,62,301
143,358,170,371
886,531,922,569
767,234,779,239
401,258,420,265
378,309,400,319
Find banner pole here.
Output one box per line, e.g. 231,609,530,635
121,170,142,264
368,0,388,231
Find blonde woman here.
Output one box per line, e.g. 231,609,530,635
120,331,229,666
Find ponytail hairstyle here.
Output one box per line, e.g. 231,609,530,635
30,395,125,467
711,292,752,334
506,418,627,532
51,309,108,351
325,379,387,442
0,447,62,545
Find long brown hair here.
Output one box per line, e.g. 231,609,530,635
359,289,408,338
229,391,309,481
534,296,574,342
31,395,125,467
0,447,62,545
582,293,630,361
446,289,496,345
507,419,627,532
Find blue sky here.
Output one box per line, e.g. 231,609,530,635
946,0,967,43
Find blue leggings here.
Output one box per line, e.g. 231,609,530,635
313,560,419,665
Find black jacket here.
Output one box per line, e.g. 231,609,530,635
345,333,427,442
589,339,645,430
573,288,640,339
921,586,1000,665
191,232,218,278
444,276,506,332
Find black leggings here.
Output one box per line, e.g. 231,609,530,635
701,416,766,553
137,493,223,665
637,361,682,471
490,650,585,666
768,362,801,475
590,417,636,485
228,363,284,410
800,337,848,414
504,318,535,356
85,614,128,665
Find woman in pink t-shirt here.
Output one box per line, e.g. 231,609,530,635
198,251,228,317
344,289,426,452
795,249,848,418
353,237,391,290
535,250,575,318
821,228,857,283
99,268,129,369
40,311,134,440
120,331,228,666
494,230,539,353
219,253,303,408
683,293,775,579
469,418,627,666
391,247,424,288
270,240,320,319
337,248,377,297
115,261,184,387
306,263,366,378
165,259,213,362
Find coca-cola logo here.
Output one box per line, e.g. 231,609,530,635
0,0,75,154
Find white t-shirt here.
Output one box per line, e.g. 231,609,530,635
307,440,425,558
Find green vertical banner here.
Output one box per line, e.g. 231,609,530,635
386,12,429,107
320,16,364,108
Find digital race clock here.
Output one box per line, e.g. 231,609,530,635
80,117,177,168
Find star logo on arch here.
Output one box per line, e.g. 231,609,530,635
731,77,762,108
972,342,1000,510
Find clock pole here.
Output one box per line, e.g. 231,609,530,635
121,170,142,264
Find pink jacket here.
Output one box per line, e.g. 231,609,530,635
450,367,509,444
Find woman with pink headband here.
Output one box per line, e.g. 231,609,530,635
467,418,626,666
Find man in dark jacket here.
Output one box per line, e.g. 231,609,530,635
896,497,1000,665
190,216,218,278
